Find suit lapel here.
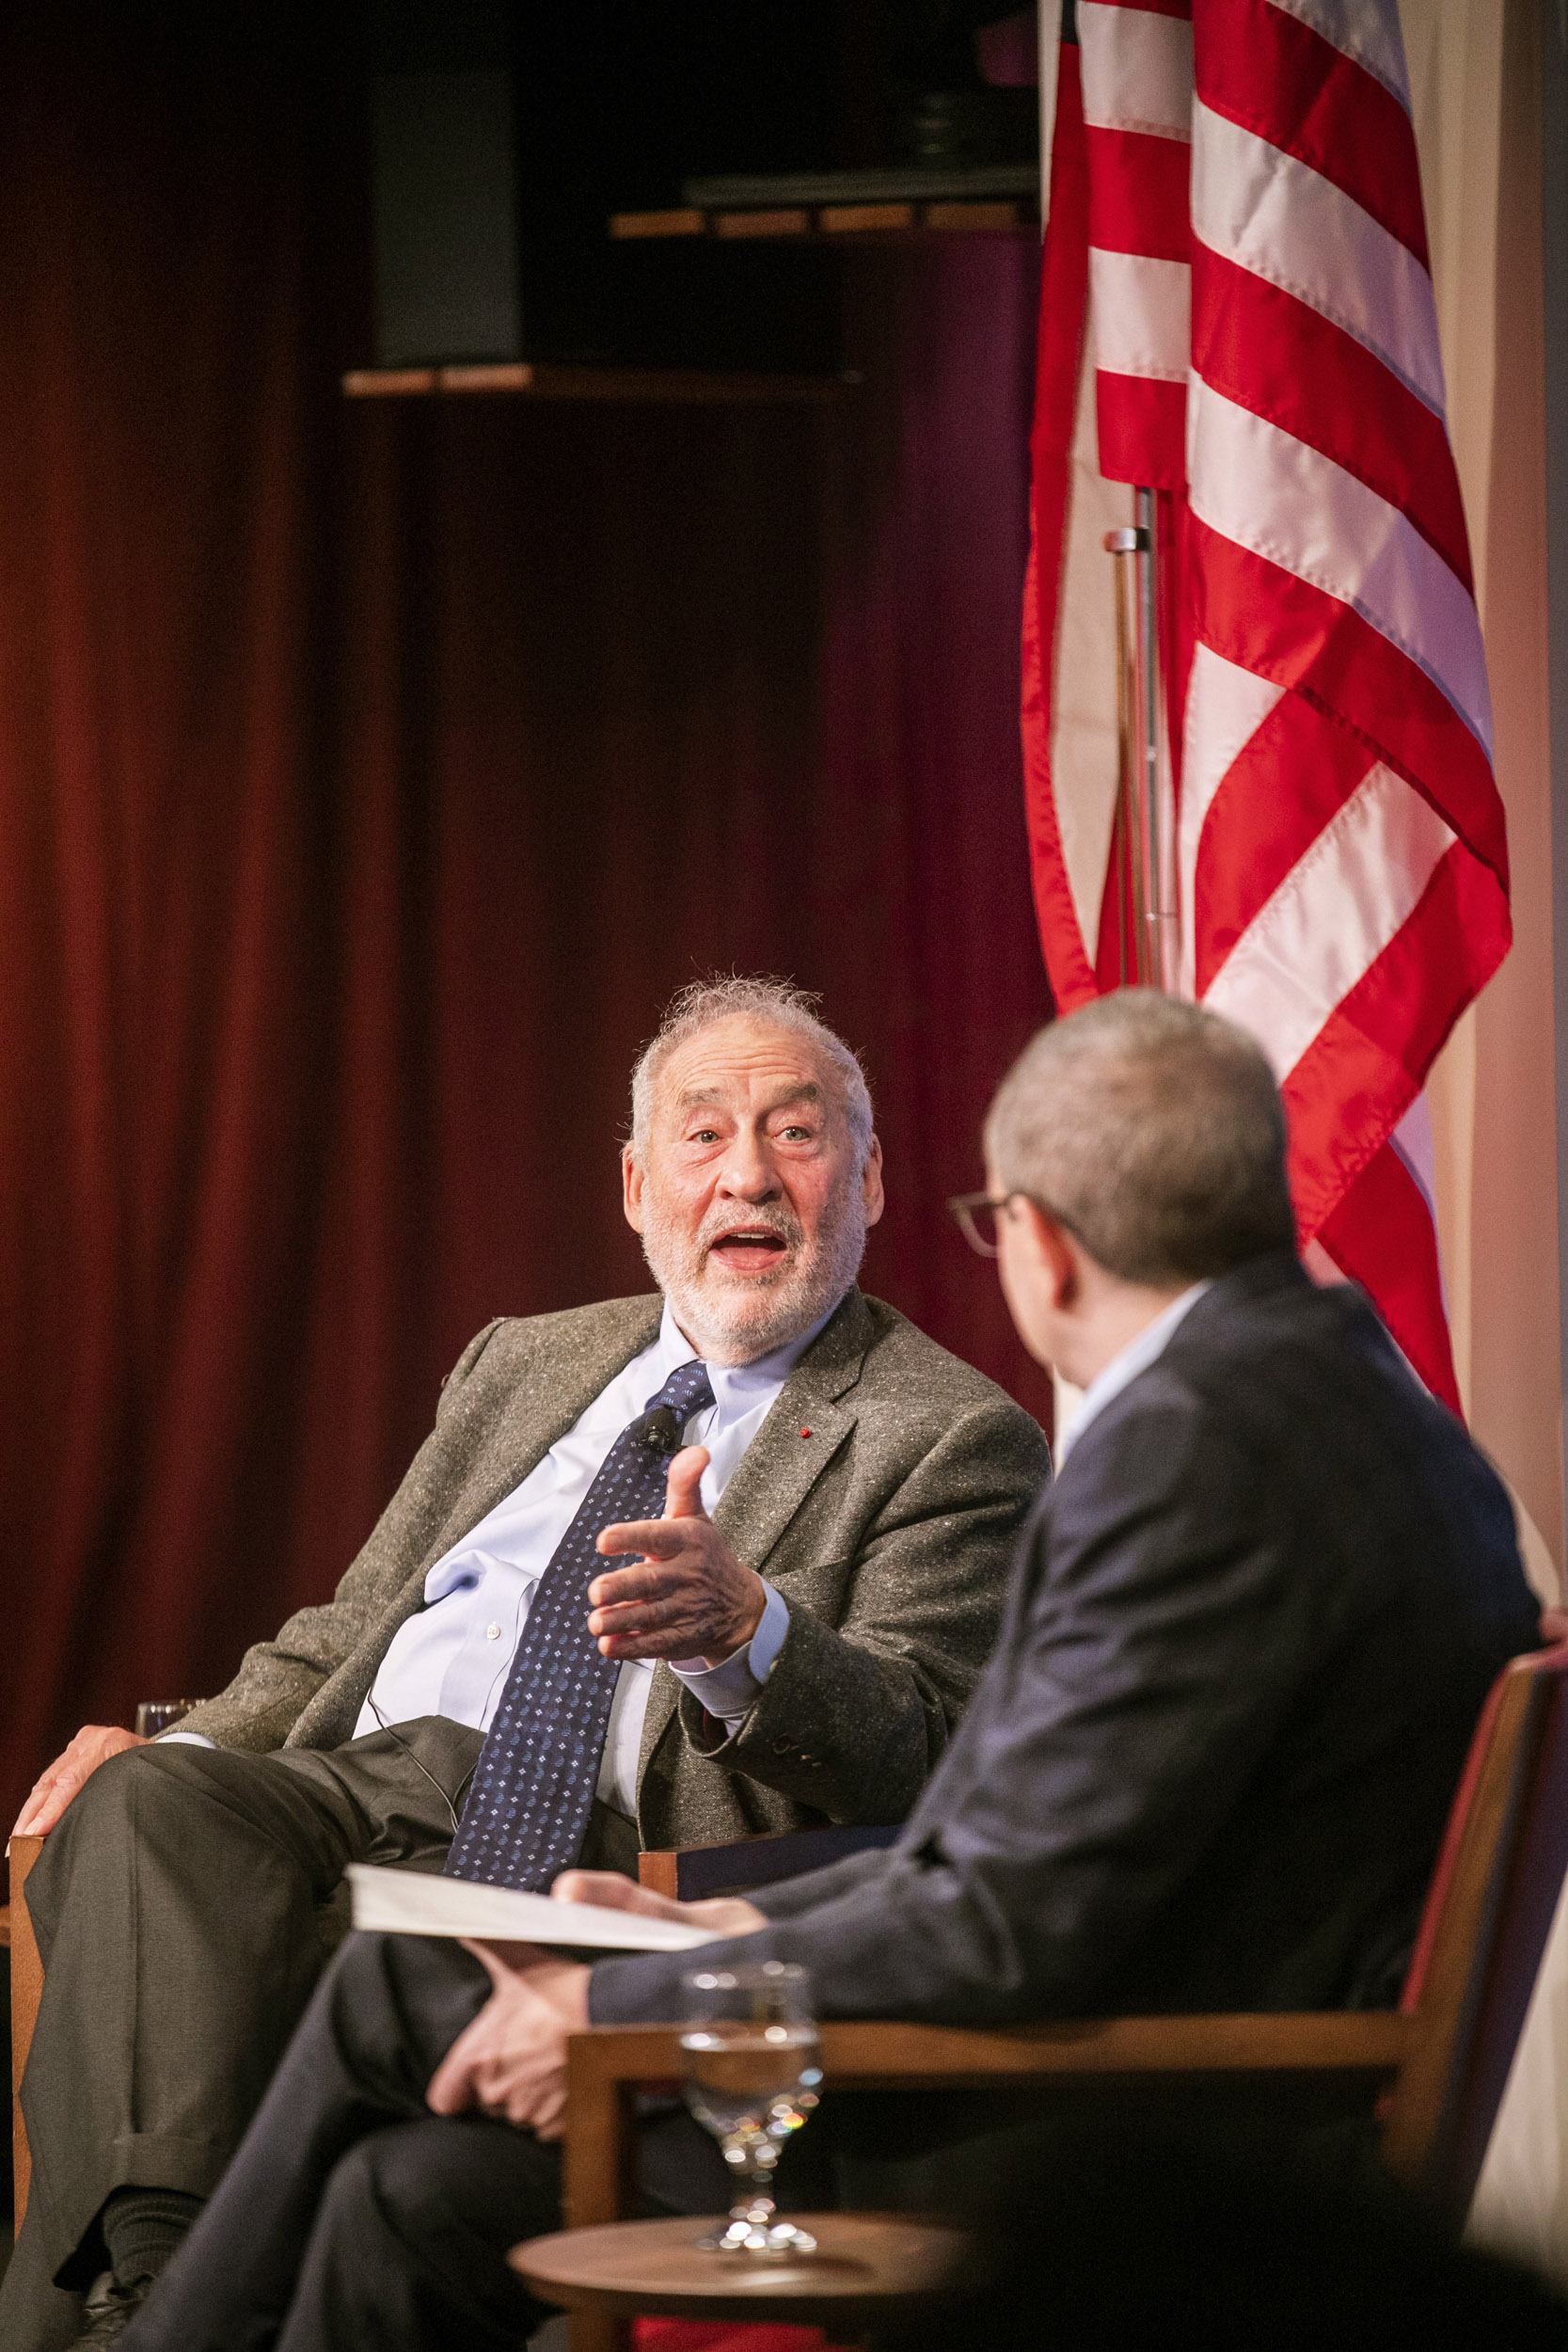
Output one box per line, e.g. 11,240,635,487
638,1666,683,1780
712,1288,870,1567
710,1391,855,1572
638,1290,874,1788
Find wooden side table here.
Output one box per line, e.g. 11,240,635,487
511,2212,982,2351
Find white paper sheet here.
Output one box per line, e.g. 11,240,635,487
346,1863,718,1951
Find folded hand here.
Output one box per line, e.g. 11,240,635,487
423,1874,766,2137
426,1947,590,2137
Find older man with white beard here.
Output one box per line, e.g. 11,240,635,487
5,976,1051,2350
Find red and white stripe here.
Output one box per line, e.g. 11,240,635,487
1022,0,1512,1414
1183,0,1508,1410
1078,0,1192,489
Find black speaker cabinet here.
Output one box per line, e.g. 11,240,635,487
370,0,520,366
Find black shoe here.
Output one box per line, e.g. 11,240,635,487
76,2270,155,2345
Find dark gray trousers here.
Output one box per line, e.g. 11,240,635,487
0,1721,637,2352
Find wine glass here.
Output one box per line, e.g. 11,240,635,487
679,1961,823,2256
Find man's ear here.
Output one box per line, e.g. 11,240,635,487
861,1134,885,1228
622,1146,645,1235
1022,1200,1079,1309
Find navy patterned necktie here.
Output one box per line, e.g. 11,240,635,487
443,1357,716,1891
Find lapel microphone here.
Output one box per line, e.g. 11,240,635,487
640,1404,682,1454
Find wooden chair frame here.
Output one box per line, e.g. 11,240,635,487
9,1830,43,2227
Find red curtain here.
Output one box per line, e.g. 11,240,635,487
0,4,1051,1828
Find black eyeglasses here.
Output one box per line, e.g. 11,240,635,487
947,1191,1032,1259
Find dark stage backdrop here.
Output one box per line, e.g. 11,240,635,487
0,6,1051,1829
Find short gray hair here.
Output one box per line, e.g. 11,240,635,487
984,991,1296,1285
629,976,875,1163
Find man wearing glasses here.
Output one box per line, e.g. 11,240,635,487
119,990,1538,2352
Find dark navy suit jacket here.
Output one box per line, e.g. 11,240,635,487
592,1253,1539,2026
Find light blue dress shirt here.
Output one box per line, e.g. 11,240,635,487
1053,1282,1212,1469
168,1299,838,1822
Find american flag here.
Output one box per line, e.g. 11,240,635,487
1022,0,1512,1414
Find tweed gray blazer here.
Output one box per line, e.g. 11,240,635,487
176,1290,1051,1851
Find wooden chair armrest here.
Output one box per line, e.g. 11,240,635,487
811,2010,1414,2084
10,1831,47,2231
563,2010,1413,2227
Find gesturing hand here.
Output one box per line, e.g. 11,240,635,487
11,1725,150,1838
426,1947,590,2137
589,1446,767,1667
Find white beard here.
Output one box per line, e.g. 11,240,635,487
639,1180,868,1365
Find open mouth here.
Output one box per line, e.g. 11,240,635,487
707,1228,792,1277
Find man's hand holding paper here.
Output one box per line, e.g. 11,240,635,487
548,1866,766,1944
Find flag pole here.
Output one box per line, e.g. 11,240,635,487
1135,487,1164,991
1105,495,1178,993
1036,0,1062,233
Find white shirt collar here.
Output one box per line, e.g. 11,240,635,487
656,1293,844,1421
1053,1282,1212,1468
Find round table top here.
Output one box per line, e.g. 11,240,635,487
510,2213,982,2323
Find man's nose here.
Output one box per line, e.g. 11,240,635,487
715,1133,781,1199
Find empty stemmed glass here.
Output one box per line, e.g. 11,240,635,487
679,1962,823,2256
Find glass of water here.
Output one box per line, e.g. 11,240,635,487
679,1962,823,2256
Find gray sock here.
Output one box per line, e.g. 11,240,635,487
101,2186,204,2282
